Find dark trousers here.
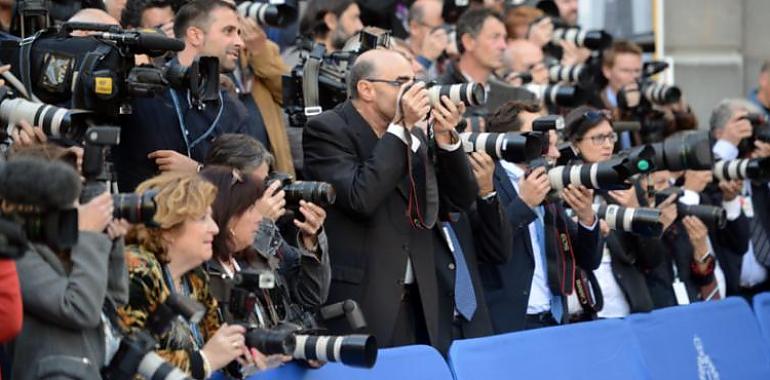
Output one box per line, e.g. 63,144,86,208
524,311,558,330
389,284,430,347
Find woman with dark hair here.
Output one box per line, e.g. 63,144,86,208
562,106,681,320
200,166,327,340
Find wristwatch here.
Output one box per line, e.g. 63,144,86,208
480,191,497,203
697,251,714,264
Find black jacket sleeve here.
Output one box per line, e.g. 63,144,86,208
470,195,513,264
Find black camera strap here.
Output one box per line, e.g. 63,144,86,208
18,31,41,100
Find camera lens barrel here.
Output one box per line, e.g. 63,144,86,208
595,204,663,238
237,1,297,28
0,98,73,139
460,132,542,163
245,328,296,356
427,82,486,107
642,82,681,105
546,160,630,192
524,84,585,108
678,204,726,230
283,181,337,208
293,334,378,368
650,131,713,172
548,64,589,84
552,27,612,50
113,190,158,227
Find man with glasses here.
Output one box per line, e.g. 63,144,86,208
479,101,602,332
407,0,447,80
302,48,478,349
501,38,548,85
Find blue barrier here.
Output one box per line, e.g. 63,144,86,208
626,297,770,380
209,344,452,380
754,292,770,350
447,318,650,380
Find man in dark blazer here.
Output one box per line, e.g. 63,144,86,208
302,48,478,349
478,101,602,333
432,151,513,353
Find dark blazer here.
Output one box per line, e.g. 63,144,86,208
302,100,477,348
479,164,602,334
433,196,513,353
709,183,766,295
603,231,664,313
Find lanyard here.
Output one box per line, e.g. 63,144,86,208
169,88,225,157
162,265,205,349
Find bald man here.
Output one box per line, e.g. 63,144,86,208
67,8,120,37
407,0,447,79
502,38,548,85
302,48,477,352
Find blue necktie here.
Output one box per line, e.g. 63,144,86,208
534,206,563,324
441,222,477,320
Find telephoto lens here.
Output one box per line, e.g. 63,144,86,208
293,334,378,368
460,132,543,163
594,204,664,238
546,149,654,192
0,97,87,140
713,157,770,182
237,0,298,28
113,190,158,226
655,187,727,229
547,64,592,85
741,113,770,143
524,83,586,108
551,27,612,50
244,327,297,356
426,82,486,108
647,131,713,172
640,80,681,105
283,181,337,208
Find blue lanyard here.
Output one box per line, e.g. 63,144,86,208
169,88,225,157
162,265,205,349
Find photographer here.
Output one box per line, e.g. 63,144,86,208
120,0,176,38
480,101,601,332
303,47,477,349
561,106,673,319
748,61,770,119
437,8,507,120
406,0,447,80
6,145,128,380
116,0,251,192
287,0,364,68
710,98,770,298
501,38,548,86
119,172,268,378
204,134,330,310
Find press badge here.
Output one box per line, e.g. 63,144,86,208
742,195,755,218
673,279,690,305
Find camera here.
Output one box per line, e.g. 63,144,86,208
524,83,587,108
546,145,656,192
426,82,486,108
594,204,663,238
654,187,726,229
237,0,299,28
244,326,297,356
547,64,593,85
713,157,770,182
551,27,612,50
113,190,158,227
266,172,336,208
642,130,713,172
738,113,770,155
460,132,543,163
0,89,89,141
104,294,204,380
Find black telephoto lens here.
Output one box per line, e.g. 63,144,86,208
649,131,713,172
293,334,378,368
678,204,726,230
113,190,158,226
244,328,296,356
283,181,337,208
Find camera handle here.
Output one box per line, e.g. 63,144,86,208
319,300,367,331
80,126,121,204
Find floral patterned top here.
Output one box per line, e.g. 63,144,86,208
118,244,221,377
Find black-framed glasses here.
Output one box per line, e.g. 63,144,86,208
363,76,415,87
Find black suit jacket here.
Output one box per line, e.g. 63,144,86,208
603,231,664,313
433,196,512,353
302,100,477,348
479,163,602,333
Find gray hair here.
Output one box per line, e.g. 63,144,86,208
205,133,274,172
347,56,376,100
709,98,761,133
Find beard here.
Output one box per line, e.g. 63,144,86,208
329,26,352,51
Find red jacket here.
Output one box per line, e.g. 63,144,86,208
0,259,22,342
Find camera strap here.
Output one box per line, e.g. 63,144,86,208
161,265,205,349
18,31,41,100
301,44,326,117
169,88,224,157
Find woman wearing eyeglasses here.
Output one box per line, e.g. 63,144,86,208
562,106,676,321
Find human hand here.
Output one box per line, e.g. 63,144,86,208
295,201,326,250
431,95,465,144
78,192,113,233
201,323,248,371
527,17,553,47
560,40,591,65
393,81,430,129
562,184,595,226
10,119,47,147
721,110,752,147
751,140,770,159
148,150,199,173
469,152,495,196
718,180,743,202
241,18,267,53
421,27,449,61
105,218,130,240
518,167,550,208
682,215,709,261
654,193,678,231
608,187,639,208
256,181,287,222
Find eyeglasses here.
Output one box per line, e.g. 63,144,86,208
363,76,415,87
581,132,618,146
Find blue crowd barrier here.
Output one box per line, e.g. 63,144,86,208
626,297,770,380
447,318,650,380
209,344,452,380
754,292,770,349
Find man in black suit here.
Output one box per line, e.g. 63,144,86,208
478,101,602,333
709,98,770,299
302,48,478,349
432,150,513,353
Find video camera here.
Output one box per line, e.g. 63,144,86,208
0,23,219,121
284,27,391,128
103,294,204,380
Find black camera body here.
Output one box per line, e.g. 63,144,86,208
266,172,336,209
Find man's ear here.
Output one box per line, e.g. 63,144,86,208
324,12,338,34
460,33,475,54
185,26,205,48
357,80,375,101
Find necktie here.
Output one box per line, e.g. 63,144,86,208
534,206,563,324
441,222,477,320
750,214,770,266
418,129,439,228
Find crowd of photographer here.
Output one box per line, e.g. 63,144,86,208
1,0,770,379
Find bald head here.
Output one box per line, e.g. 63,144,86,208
347,49,410,99
504,39,544,73
69,8,120,25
